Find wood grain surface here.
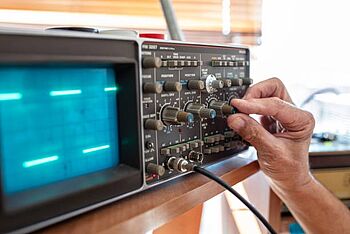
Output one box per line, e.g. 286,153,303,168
39,153,259,234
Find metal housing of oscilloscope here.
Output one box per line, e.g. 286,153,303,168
0,30,143,233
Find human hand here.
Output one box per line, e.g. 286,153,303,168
227,78,315,193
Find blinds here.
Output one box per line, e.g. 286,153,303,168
0,0,261,44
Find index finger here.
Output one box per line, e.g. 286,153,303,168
244,77,293,104
231,98,314,134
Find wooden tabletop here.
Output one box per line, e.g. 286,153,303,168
40,150,259,234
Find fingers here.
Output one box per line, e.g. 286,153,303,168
231,98,315,133
260,116,278,133
244,78,293,103
227,114,277,152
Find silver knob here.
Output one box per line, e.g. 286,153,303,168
188,151,204,163
204,74,223,93
220,79,232,87
167,157,193,172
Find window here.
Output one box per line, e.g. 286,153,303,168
0,0,262,44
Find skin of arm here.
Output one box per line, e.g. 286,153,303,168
227,78,350,234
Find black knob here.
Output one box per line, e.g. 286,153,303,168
209,100,236,117
163,81,182,92
143,82,163,94
147,163,165,176
188,80,205,90
143,56,162,69
231,78,243,86
211,80,224,89
186,103,216,119
242,78,253,86
144,119,164,131
162,106,194,125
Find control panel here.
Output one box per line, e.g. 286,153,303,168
141,41,252,185
0,29,252,233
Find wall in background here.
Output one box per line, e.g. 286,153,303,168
0,0,261,45
249,0,350,134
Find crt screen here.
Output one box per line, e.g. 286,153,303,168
0,65,119,194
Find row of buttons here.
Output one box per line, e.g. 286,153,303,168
204,134,225,144
160,140,204,155
224,141,242,149
162,60,202,68
204,140,244,154
142,56,249,69
211,60,249,67
204,145,225,154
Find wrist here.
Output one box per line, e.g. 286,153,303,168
270,172,316,196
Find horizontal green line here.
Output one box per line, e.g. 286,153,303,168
83,145,110,154
104,87,118,92
50,90,81,96
0,93,22,101
23,155,59,168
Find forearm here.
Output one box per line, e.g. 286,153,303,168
271,176,350,234
229,79,350,233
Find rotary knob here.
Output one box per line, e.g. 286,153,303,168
144,119,164,131
220,79,232,87
143,82,163,94
211,80,224,89
209,100,236,117
242,78,253,86
204,74,224,93
231,78,243,86
161,106,194,125
142,56,162,69
185,103,216,119
147,163,165,176
187,80,205,90
163,81,182,92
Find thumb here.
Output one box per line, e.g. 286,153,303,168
227,114,277,151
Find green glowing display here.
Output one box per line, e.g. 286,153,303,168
0,64,119,194
22,156,59,168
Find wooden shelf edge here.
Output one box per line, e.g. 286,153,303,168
42,153,259,234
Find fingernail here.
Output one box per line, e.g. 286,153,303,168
229,117,245,131
231,98,242,106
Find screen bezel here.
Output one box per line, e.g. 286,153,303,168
0,32,143,233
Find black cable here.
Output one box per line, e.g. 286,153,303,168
193,166,277,234
300,87,340,107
